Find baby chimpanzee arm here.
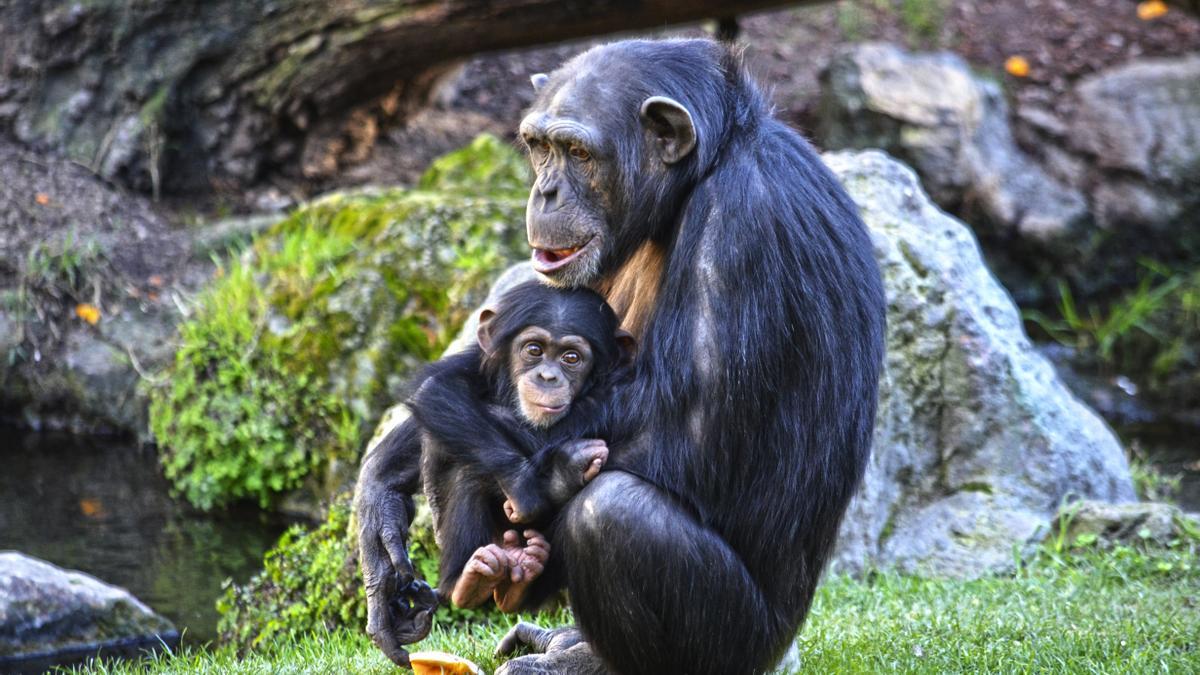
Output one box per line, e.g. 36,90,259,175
408,348,550,518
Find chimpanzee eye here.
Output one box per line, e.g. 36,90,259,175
569,145,591,161
523,342,543,358
526,137,549,154
561,350,581,365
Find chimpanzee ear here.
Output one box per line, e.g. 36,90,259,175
639,96,697,165
615,329,637,367
476,308,499,355
530,73,550,92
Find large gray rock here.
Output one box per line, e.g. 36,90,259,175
0,552,177,668
370,151,1135,579
818,43,1087,242
828,150,1135,577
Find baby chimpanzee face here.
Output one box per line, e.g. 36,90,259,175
509,325,595,427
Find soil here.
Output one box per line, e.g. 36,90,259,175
309,0,1200,196
3,1,1198,270
0,139,199,302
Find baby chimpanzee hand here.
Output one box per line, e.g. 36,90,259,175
493,529,550,612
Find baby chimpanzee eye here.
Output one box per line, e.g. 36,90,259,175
523,342,543,358
561,350,581,365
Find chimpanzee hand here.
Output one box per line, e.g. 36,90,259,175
357,488,436,666
544,438,609,506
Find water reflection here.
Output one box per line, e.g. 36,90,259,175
0,430,290,644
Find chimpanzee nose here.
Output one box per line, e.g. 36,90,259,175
538,368,559,383
538,183,560,213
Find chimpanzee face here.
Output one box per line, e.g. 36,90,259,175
509,325,595,428
520,62,697,289
519,107,618,289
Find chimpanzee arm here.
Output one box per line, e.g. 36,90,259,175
353,418,436,667
532,381,628,507
408,350,550,516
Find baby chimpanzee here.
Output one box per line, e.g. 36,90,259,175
404,281,634,612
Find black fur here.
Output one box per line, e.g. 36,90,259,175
403,281,629,607
357,38,886,675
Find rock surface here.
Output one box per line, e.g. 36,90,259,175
0,552,177,667
827,150,1135,577
1062,56,1200,231
818,43,1087,242
1050,500,1199,547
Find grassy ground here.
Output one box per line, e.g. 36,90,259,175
73,543,1198,674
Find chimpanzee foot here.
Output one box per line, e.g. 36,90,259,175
493,530,549,612
450,544,510,608
494,623,609,675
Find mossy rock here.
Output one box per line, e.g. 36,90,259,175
149,134,529,510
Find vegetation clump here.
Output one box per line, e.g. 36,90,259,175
216,497,364,650
1026,262,1200,408
216,495,496,653
149,134,529,510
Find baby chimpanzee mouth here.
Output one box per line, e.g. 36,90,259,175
531,238,593,273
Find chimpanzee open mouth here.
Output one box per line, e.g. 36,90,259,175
531,237,595,274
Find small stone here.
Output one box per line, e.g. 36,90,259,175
1051,500,1190,546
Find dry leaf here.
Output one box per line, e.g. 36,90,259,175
1137,0,1169,20
1004,56,1030,78
79,498,106,517
75,303,101,325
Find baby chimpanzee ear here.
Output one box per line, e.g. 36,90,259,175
476,308,499,355
615,329,637,367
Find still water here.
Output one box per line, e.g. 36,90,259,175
0,430,290,644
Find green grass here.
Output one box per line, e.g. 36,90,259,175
71,544,1198,674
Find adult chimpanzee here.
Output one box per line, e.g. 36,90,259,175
404,281,633,613
355,38,886,674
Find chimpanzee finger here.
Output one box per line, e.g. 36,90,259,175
495,622,554,656
366,588,410,667
391,578,437,644
522,531,549,555
478,544,509,575
380,522,415,584
502,529,522,548
467,556,503,580
522,559,545,578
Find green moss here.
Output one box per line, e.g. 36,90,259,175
216,496,363,650
149,134,529,510
217,494,496,653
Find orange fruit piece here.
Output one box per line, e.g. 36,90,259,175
408,651,482,675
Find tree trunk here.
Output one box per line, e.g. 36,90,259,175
0,0,815,195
